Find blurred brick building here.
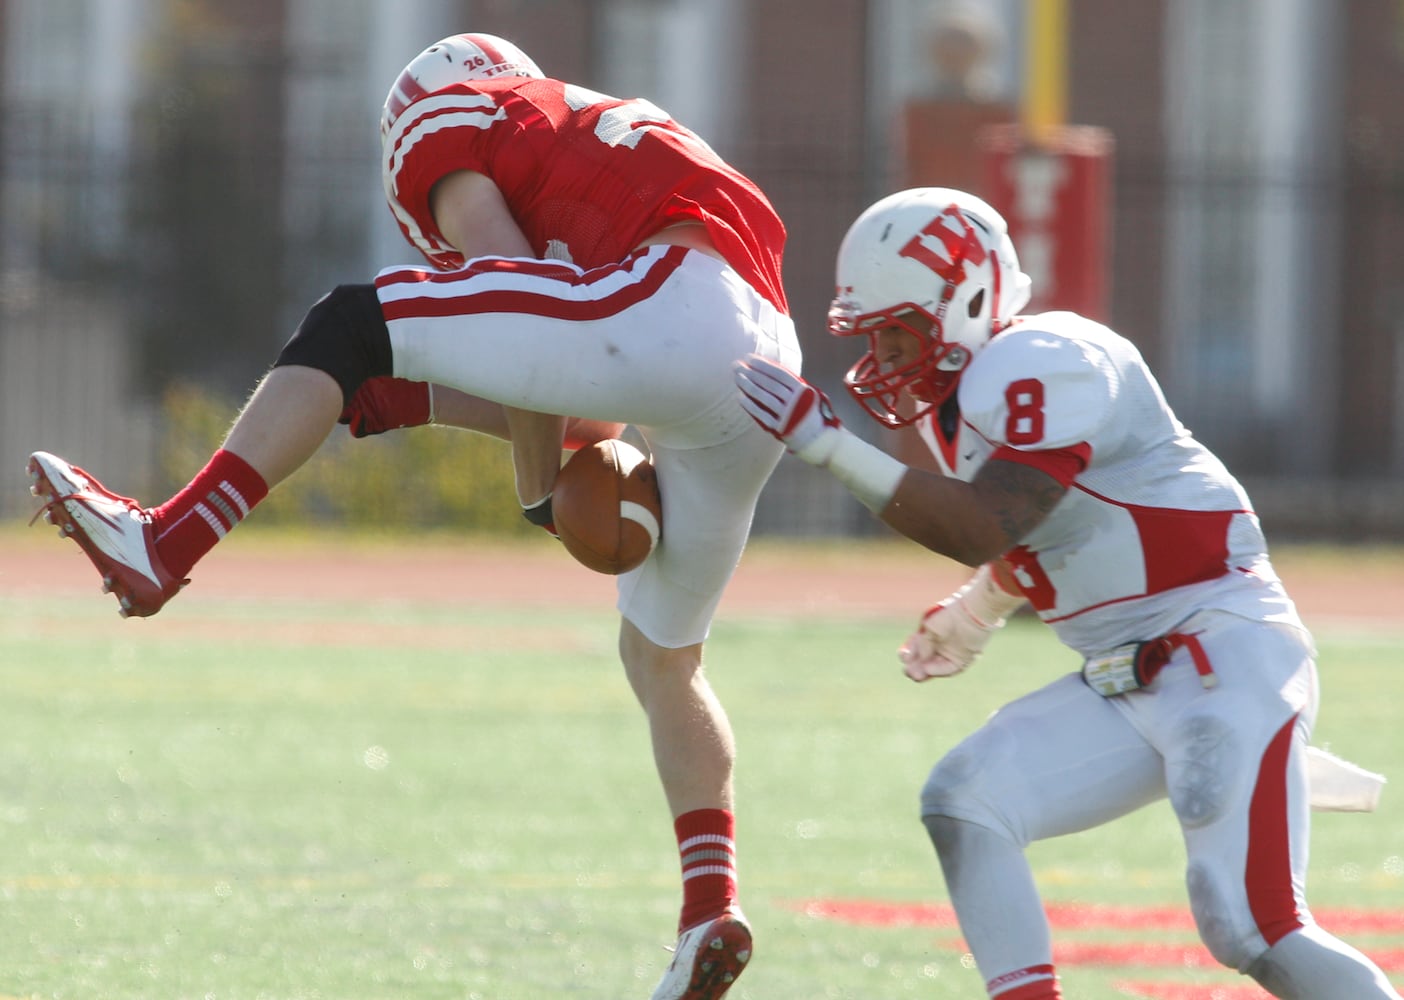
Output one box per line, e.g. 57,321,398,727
2,0,1402,538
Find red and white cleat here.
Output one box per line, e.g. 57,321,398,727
651,909,752,1000
27,451,186,618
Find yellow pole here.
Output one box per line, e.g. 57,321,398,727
1023,0,1068,143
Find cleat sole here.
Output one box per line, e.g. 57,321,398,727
654,912,751,1000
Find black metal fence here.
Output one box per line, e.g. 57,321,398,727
4,1,1403,541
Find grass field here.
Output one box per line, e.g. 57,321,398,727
1,532,1401,998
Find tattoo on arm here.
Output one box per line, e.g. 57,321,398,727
972,460,1068,547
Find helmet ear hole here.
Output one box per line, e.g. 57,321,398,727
967,288,985,319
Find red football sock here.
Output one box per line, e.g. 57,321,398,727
674,808,738,932
150,449,268,578
988,965,1062,999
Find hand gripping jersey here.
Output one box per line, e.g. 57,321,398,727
381,76,788,312
915,311,1303,656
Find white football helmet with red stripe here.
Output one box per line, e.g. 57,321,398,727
828,187,1032,427
381,33,543,138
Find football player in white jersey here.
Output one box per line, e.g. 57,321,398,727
735,188,1399,1000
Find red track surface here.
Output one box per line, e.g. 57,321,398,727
4,531,1401,628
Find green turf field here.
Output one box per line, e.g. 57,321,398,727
1,552,1400,998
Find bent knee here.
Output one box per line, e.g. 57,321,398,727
1186,861,1278,970
274,284,391,404
920,748,979,818
919,743,1024,844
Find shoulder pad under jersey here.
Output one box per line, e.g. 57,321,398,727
960,313,1119,451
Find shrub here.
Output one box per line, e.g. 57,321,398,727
159,384,535,535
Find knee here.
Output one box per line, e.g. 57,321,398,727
1185,861,1267,971
920,749,976,819
274,284,392,405
618,621,702,699
921,812,968,858
919,741,1022,844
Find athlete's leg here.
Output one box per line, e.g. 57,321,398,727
920,673,1167,999
617,420,781,933
1152,618,1401,998
612,419,785,814
28,284,390,615
222,365,342,486
619,626,733,816
151,283,390,576
1247,924,1402,999
923,817,1058,998
378,249,778,438
593,317,790,1000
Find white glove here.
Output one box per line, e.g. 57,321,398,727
899,563,1026,681
734,355,908,512
734,355,843,464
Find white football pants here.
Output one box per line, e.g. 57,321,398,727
921,611,1400,997
376,246,799,648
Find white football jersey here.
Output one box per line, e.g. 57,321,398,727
915,311,1303,656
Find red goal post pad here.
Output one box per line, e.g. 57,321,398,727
977,123,1115,324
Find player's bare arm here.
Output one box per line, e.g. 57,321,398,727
430,169,566,504
430,169,535,258
880,458,1067,567
394,386,624,448
735,358,1065,566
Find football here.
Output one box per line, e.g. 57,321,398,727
552,438,663,575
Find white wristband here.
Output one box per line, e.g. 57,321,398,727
823,427,907,512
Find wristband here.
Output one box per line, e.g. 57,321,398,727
521,493,555,528
962,562,1025,626
823,427,908,512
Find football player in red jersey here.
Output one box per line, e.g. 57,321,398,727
735,187,1399,1000
30,33,795,999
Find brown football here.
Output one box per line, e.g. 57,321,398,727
552,439,663,575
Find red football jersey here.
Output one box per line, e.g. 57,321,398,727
382,77,788,312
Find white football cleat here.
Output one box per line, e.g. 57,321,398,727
651,909,751,1000
28,451,186,618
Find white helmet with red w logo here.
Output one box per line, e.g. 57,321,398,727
828,187,1032,426
381,33,544,137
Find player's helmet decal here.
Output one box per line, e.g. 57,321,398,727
381,33,543,138
828,187,1032,427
